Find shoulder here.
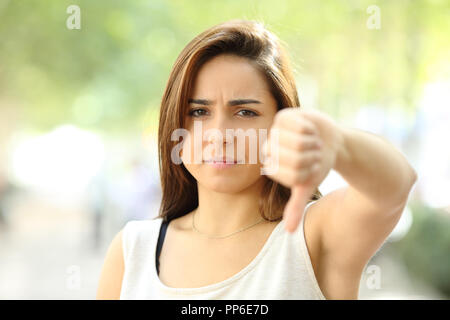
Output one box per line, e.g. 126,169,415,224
96,228,125,299
96,218,163,299
302,201,322,253
122,218,163,235
295,201,322,261
121,218,163,252
303,197,361,299
300,201,327,292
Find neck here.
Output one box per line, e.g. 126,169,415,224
193,178,268,236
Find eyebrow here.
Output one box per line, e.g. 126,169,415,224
188,98,262,107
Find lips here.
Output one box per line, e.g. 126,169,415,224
203,157,243,164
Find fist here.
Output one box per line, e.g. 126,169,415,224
262,108,342,232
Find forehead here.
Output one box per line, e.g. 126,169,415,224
191,54,272,98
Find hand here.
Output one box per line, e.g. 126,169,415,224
262,108,344,233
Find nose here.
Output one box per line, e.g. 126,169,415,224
204,109,235,146
205,129,234,146
203,127,235,162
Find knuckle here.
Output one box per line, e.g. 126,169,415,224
302,154,313,166
314,151,322,160
294,124,306,135
302,122,317,134
294,137,305,150
293,155,304,169
275,108,290,122
306,151,316,161
298,125,309,134
295,170,308,184
304,138,314,149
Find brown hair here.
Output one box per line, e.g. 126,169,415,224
157,19,321,222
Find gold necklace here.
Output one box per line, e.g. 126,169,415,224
192,210,265,239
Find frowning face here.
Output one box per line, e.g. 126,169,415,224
180,53,278,193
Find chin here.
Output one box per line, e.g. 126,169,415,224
189,165,263,194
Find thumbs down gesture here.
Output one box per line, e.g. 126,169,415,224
262,108,344,233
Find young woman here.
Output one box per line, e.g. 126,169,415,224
96,19,417,300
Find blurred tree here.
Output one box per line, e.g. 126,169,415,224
392,202,450,298
0,0,449,133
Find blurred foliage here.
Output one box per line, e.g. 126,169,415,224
0,0,449,134
391,202,450,298
0,0,449,299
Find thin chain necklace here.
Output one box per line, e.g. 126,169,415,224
192,210,265,239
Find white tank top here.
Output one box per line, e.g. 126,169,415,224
119,201,326,299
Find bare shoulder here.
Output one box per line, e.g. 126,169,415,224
96,229,125,300
304,194,364,299
302,201,327,295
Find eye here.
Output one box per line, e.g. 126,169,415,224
237,109,258,117
188,108,208,117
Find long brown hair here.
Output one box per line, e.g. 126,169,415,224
157,19,321,222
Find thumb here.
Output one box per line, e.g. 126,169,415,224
284,184,312,233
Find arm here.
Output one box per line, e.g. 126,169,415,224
96,230,125,300
314,125,417,291
264,108,417,298
334,126,418,210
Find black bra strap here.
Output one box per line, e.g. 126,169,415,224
155,219,169,275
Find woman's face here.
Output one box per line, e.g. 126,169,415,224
180,54,278,193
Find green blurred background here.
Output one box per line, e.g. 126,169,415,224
0,0,449,299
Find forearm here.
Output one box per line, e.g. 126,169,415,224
334,126,418,208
